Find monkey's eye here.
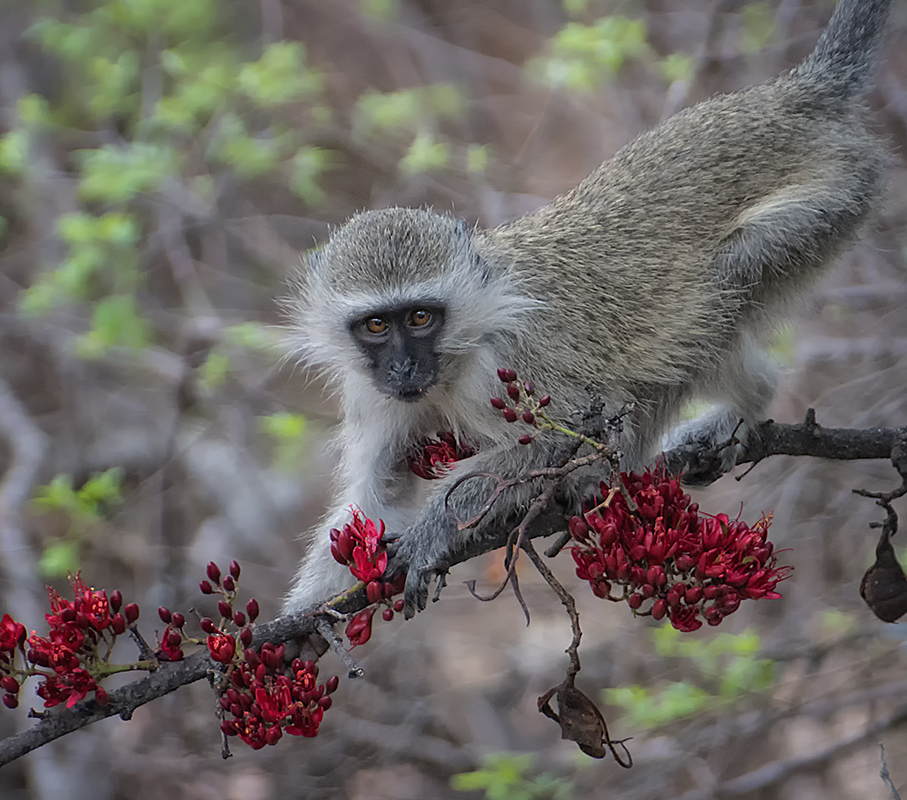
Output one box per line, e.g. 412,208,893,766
408,309,432,328
365,317,388,335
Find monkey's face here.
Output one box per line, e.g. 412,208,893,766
348,303,446,401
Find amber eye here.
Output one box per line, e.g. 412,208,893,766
365,317,387,334
409,309,432,328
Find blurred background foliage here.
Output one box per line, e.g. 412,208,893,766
1,1,906,798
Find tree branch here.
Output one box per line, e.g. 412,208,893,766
2,414,906,766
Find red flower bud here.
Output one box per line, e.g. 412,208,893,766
109,590,123,613
523,380,535,396
382,608,394,622
366,581,383,605
393,599,405,613
246,599,260,622
538,395,551,407
568,515,589,541
507,384,521,402
171,613,185,629
223,575,236,593
651,599,667,620
221,720,238,736
684,586,704,605
218,600,232,619
229,561,241,581
158,606,172,624
521,410,535,426
200,617,218,634
497,368,517,383
240,626,253,648
124,603,139,623
3,694,18,709
502,408,517,423
326,675,340,694
490,397,507,410
0,676,19,694
95,687,109,707
627,594,643,610
199,580,213,595
111,613,126,635
206,562,221,585
233,611,246,627
518,434,533,445
318,695,333,710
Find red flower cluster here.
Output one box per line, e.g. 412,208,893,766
22,575,139,708
490,367,550,445
330,507,388,585
219,643,339,749
195,559,339,747
0,614,27,708
329,508,407,646
408,431,476,479
571,469,791,632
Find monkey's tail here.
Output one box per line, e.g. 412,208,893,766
792,0,894,94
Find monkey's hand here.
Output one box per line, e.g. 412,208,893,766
385,518,456,618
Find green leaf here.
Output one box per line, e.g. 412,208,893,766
80,294,151,354
208,114,281,178
78,467,125,511
260,412,307,441
18,94,50,126
78,143,178,203
467,144,489,174
89,51,141,119
40,539,81,579
0,130,29,175
34,475,82,515
741,3,775,54
199,351,230,389
400,132,450,175
290,147,329,205
224,322,280,352
451,771,494,791
661,53,694,84
563,0,590,15
361,0,399,21
238,42,322,108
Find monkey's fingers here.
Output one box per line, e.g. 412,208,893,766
402,566,430,619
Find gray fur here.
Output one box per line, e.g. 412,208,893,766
283,0,893,616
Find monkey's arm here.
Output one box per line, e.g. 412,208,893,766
391,433,577,617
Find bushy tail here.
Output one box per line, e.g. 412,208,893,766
793,0,894,94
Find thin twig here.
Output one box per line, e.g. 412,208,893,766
315,617,364,678
880,743,903,800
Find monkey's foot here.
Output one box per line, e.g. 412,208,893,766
677,444,737,487
662,413,744,486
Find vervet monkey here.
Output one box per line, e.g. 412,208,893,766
284,0,893,617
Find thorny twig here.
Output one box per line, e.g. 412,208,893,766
854,437,907,539
523,539,632,766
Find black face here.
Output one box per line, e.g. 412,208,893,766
350,304,446,401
